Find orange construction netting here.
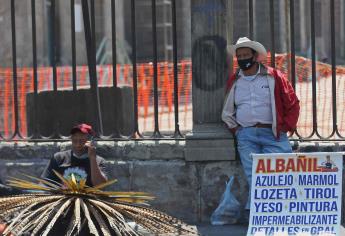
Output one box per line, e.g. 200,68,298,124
0,60,192,138
0,54,345,139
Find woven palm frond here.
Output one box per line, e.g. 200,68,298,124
0,171,198,236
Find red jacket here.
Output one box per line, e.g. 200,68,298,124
222,64,300,138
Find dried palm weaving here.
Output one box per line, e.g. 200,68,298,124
0,171,198,236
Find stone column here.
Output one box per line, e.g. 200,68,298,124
185,0,235,161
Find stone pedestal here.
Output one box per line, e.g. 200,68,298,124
185,124,235,161
185,0,235,161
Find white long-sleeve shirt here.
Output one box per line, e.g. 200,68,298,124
234,69,273,127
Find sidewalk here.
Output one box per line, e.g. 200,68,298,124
196,224,248,236
196,224,345,236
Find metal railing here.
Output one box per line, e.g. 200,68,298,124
245,0,344,141
289,0,340,140
1,0,344,141
0,0,183,141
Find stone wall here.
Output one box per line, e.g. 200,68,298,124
0,140,344,224
0,140,247,223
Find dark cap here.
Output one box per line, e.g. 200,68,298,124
70,123,95,136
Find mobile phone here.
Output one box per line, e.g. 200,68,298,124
80,136,95,154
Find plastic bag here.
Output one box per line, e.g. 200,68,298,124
210,176,241,225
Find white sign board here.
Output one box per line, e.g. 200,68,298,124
247,152,343,236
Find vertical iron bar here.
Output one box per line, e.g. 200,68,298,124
289,0,296,90
152,0,161,137
90,0,96,63
330,0,338,136
111,0,117,88
81,0,103,135
10,0,20,138
289,0,300,138
50,0,59,137
269,0,275,67
51,0,57,92
81,1,93,81
71,0,77,91
91,0,104,135
310,0,317,135
110,0,119,137
130,0,140,137
171,0,182,137
31,0,39,138
248,0,253,39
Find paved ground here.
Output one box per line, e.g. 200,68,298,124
196,224,248,236
134,222,248,236
195,224,345,236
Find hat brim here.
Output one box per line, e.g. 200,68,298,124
227,41,267,58
70,125,94,135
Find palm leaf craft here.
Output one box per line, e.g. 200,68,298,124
0,171,198,236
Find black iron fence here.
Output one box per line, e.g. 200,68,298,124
288,0,340,140
0,0,186,141
237,0,345,141
0,0,345,141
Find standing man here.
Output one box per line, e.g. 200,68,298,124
41,123,107,186
222,37,300,212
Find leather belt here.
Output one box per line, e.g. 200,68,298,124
252,123,272,128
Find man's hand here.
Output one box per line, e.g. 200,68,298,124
229,127,238,135
84,140,108,186
0,223,13,236
85,141,96,159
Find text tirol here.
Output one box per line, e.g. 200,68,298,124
256,156,322,173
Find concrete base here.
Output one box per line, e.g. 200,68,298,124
184,124,236,161
0,140,248,224
1,140,345,225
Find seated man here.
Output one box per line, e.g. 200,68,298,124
41,123,107,186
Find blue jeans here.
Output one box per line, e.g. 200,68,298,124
236,127,292,209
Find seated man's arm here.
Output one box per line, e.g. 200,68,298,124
90,157,108,186
86,142,108,186
41,157,59,182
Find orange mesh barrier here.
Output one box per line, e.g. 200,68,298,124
1,55,345,139
4,69,12,137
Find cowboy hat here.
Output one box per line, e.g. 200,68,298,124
227,37,267,58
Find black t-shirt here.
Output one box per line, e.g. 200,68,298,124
41,150,107,187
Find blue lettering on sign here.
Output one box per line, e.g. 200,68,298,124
311,226,335,234
301,228,309,233
299,174,339,186
288,227,299,234
252,214,338,225
254,202,282,213
254,188,297,199
304,188,338,199
251,227,282,235
255,175,293,187
289,201,337,212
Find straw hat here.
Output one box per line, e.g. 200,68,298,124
228,37,267,58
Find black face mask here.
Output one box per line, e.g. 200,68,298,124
237,57,256,71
